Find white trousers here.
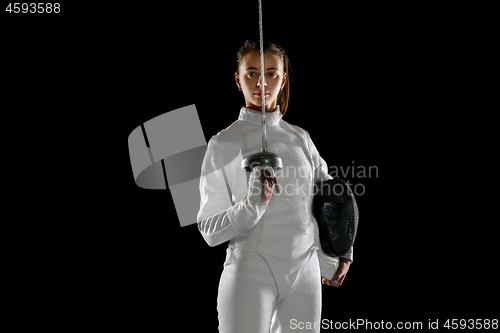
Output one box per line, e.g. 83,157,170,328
217,248,322,333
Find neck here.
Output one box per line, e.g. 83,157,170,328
246,101,278,113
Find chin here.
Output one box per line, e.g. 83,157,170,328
252,98,276,107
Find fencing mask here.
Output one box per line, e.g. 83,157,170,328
313,178,359,257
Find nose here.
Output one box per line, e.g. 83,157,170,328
256,75,267,87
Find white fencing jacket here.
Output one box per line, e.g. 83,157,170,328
197,107,352,281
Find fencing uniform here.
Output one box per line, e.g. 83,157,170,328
197,107,353,332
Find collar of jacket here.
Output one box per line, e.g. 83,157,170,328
238,106,283,126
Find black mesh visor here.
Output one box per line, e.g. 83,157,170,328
313,178,359,257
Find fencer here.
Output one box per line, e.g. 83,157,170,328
197,41,353,333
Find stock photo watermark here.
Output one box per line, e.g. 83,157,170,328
251,160,378,198
328,161,378,196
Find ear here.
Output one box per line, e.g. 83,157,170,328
235,72,241,90
281,72,287,89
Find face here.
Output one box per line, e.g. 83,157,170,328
235,51,286,112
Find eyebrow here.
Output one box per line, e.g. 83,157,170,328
245,67,279,71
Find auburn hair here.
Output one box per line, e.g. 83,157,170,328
236,40,291,116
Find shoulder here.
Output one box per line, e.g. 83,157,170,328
281,119,310,137
205,120,244,166
209,119,246,143
281,119,313,146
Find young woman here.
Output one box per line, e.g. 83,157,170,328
197,40,353,333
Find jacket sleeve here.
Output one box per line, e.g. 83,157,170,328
306,131,354,278
197,136,267,247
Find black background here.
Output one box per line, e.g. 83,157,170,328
2,1,496,331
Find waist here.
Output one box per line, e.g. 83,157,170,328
231,216,318,256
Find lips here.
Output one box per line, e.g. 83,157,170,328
255,92,269,97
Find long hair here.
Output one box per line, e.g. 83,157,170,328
236,40,291,116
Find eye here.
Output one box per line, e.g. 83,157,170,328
268,72,277,78
247,72,256,77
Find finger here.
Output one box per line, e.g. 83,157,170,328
334,274,346,287
263,181,274,193
260,176,273,190
261,180,274,205
331,271,342,287
321,278,327,284
323,278,335,286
